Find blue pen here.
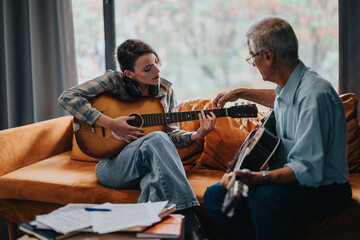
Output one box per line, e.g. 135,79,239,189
84,207,111,212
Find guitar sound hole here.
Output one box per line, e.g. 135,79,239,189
127,113,144,128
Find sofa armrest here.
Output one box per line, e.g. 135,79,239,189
0,116,73,176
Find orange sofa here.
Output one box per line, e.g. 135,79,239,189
1,94,360,240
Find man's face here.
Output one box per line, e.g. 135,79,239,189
248,46,267,81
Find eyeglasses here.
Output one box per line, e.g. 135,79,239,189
246,50,265,65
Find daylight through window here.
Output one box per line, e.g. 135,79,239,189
73,0,338,102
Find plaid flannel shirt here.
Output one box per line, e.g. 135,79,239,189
58,70,195,148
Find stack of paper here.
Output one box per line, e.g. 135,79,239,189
33,201,169,235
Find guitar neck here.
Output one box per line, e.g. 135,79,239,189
142,108,231,127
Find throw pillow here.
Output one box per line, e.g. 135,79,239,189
177,98,212,165
196,106,265,171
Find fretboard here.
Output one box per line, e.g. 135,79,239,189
142,108,228,127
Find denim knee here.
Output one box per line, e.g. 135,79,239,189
203,182,226,213
146,131,168,139
247,185,283,216
144,131,172,144
247,186,293,239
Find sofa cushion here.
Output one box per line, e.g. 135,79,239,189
340,93,360,173
0,116,73,176
196,111,264,170
0,151,224,206
0,152,141,204
293,172,360,239
186,168,225,203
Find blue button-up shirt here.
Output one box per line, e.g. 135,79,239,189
271,61,349,187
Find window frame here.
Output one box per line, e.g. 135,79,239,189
103,0,116,71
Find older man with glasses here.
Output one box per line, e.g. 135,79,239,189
203,16,352,240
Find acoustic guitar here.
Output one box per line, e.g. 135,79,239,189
221,110,280,217
73,94,258,158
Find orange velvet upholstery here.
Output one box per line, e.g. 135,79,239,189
196,112,265,170
293,173,360,240
0,116,73,176
71,137,98,163
1,94,360,240
0,152,139,204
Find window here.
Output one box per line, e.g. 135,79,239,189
73,0,339,102
72,0,105,83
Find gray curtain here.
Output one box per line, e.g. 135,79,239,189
339,0,360,121
0,0,77,130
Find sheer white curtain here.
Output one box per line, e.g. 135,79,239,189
0,0,77,130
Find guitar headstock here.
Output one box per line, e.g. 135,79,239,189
227,104,258,118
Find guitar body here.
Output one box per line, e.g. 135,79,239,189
222,110,280,216
74,95,165,158
227,110,277,172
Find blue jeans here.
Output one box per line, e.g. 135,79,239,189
95,131,199,210
203,181,352,240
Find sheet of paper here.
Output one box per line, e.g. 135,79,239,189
29,220,52,230
34,201,168,235
36,209,92,234
145,201,169,216
35,203,102,234
52,203,99,213
92,201,168,234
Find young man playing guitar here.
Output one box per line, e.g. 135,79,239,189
203,17,352,240
59,39,216,240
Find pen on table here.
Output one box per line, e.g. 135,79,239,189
84,207,111,212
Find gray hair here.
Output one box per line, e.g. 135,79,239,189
246,16,299,65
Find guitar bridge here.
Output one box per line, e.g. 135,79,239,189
73,123,96,133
